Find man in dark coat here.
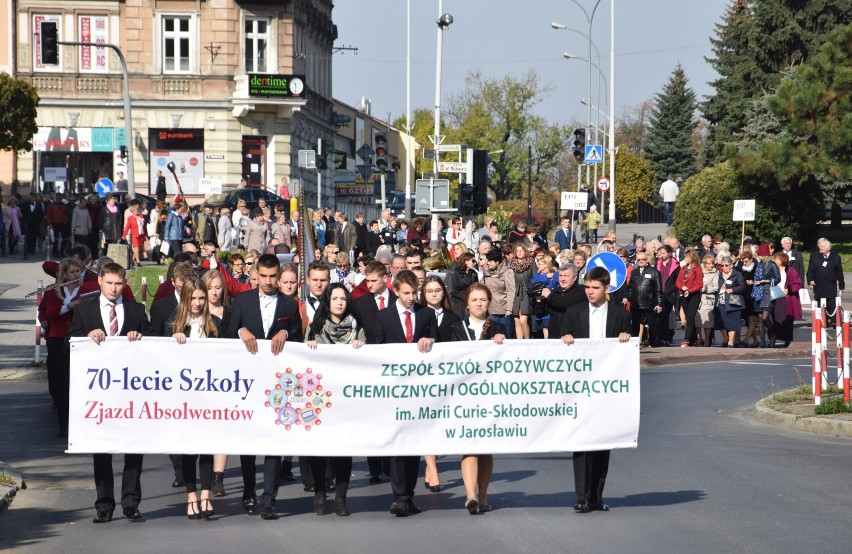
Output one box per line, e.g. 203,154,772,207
807,237,845,313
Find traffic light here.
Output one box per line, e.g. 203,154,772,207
572,128,586,163
317,154,328,170
459,182,475,215
470,149,488,215
374,134,388,171
41,21,59,66
119,145,128,163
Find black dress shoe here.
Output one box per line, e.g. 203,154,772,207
369,475,383,484
465,497,479,515
335,497,350,516
281,473,296,482
590,503,610,512
92,510,113,523
242,496,258,515
123,508,143,520
574,503,591,514
260,505,279,520
389,500,410,517
303,485,315,492
171,478,185,488
314,491,327,515
572,503,587,512
406,500,423,514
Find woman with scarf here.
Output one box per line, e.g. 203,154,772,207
510,243,534,339
714,255,745,348
752,243,781,348
169,277,222,519
99,194,122,256
738,249,759,347
304,282,365,516
450,283,506,514
445,252,479,317
331,252,353,290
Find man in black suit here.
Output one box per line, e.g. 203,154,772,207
560,266,632,514
352,260,397,482
67,262,151,523
373,270,437,517
229,253,302,520
779,236,805,284
807,237,845,313
22,193,46,259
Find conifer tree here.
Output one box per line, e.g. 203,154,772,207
644,64,698,183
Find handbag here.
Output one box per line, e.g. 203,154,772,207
769,280,785,301
728,294,743,307
159,240,171,256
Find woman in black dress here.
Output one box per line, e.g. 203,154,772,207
169,277,222,519
420,275,461,492
304,283,366,516
450,283,507,514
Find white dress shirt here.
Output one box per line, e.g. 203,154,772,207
100,294,125,335
396,301,414,336
588,302,608,339
375,290,389,311
259,292,278,337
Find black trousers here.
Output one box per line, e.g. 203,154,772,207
389,455,420,502
682,293,701,345
46,338,69,432
307,457,351,495
367,456,390,478
240,455,281,507
573,450,610,506
182,454,214,493
93,453,144,513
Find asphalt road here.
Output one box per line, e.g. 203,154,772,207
1,358,849,553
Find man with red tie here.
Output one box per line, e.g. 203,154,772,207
373,270,437,516
67,263,152,523
352,261,398,482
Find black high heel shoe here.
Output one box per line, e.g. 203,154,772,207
200,498,215,519
187,500,203,520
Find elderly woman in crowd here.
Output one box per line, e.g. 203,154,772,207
772,252,802,348
715,255,745,348
697,254,719,347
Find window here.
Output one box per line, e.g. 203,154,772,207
245,17,270,73
163,15,192,73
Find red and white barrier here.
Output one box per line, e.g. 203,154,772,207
843,310,850,403
35,279,43,363
140,277,148,305
834,297,843,389
813,305,822,405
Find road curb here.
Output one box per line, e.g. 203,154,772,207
0,462,26,518
640,346,811,367
753,397,852,438
0,366,47,382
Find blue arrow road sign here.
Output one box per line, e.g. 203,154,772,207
587,251,627,292
95,178,114,197
584,144,602,163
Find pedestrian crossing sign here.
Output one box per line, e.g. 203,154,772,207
584,145,602,163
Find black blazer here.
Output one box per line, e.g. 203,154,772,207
150,292,179,337
373,302,437,344
67,296,152,338
229,289,303,341
545,284,587,336
352,290,397,344
436,310,462,342
560,302,631,339
449,317,507,341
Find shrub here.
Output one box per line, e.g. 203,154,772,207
604,149,657,222
813,396,851,415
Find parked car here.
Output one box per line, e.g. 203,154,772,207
387,191,417,217
204,188,288,212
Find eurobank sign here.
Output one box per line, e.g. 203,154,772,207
248,74,307,98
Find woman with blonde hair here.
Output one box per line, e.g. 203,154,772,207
675,249,703,346
169,278,221,519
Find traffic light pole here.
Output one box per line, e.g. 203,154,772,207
59,40,135,194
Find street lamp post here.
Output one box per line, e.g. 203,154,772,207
608,0,616,231
404,0,412,220
432,1,453,250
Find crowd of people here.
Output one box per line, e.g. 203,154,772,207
30,189,846,523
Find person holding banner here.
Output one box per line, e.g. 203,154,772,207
168,277,222,519
560,266,631,513
374,270,437,517
450,283,507,514
67,262,151,523
229,253,303,521
304,282,365,516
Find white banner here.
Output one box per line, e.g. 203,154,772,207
68,338,640,456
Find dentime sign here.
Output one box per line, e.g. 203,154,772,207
248,74,306,98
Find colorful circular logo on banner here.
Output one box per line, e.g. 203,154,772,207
263,368,332,431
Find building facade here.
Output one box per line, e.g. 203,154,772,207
11,0,338,207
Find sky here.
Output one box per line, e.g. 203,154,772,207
331,0,729,129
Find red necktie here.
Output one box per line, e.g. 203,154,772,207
404,310,413,343
108,303,118,336
378,295,385,310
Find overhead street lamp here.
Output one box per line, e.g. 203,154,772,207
431,1,453,249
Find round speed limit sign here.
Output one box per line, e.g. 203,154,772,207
596,177,611,192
